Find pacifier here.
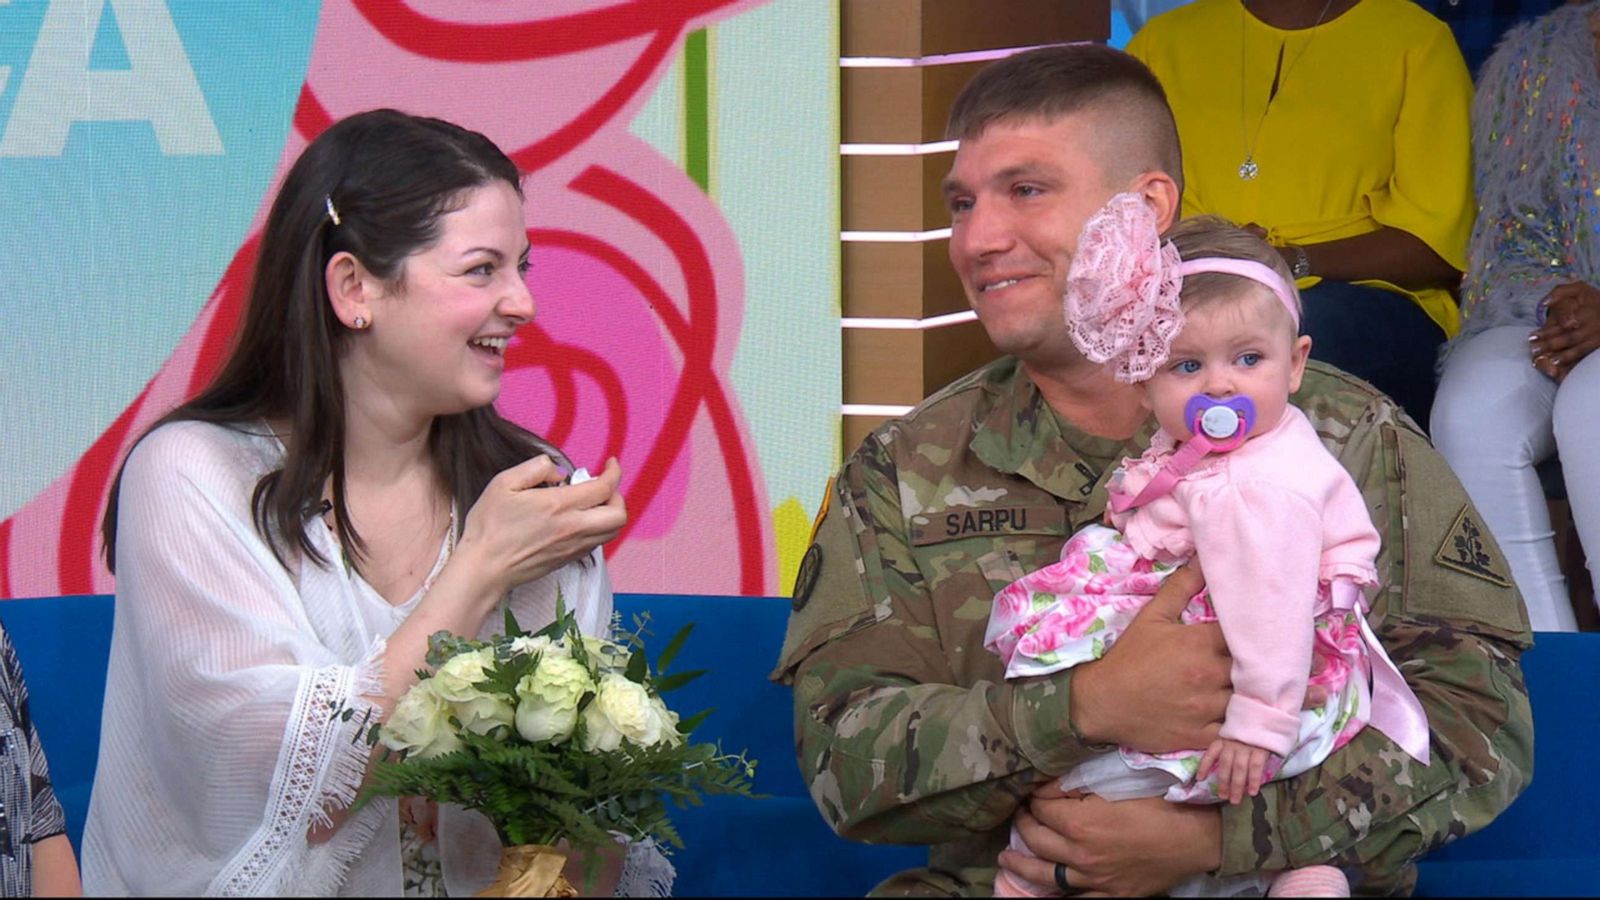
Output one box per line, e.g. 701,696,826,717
1182,394,1256,451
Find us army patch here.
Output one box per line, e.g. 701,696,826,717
792,543,823,611
1435,505,1512,588
909,505,1067,546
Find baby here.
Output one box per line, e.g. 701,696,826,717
987,203,1431,898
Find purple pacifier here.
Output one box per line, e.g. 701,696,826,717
1182,394,1256,450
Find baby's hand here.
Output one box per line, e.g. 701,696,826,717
1197,737,1271,804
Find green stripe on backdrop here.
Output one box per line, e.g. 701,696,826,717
683,28,711,194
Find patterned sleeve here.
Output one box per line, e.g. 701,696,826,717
773,436,1092,844
1457,13,1574,336
0,629,66,843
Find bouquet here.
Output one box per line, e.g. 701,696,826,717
358,599,758,896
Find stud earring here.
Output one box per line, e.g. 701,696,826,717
352,315,368,330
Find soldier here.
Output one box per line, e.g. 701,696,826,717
772,44,1532,896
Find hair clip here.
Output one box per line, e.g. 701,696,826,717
324,195,342,226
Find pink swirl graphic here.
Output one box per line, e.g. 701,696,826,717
2,0,774,598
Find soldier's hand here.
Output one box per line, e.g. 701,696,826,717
1000,791,1222,896
1068,563,1230,751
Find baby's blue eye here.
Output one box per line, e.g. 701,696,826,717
1238,352,1262,367
1174,360,1201,374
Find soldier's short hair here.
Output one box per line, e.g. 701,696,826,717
1166,215,1303,332
945,44,1183,196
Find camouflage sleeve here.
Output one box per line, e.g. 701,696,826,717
771,433,1100,845
1216,419,1534,894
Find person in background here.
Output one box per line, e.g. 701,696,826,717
1432,0,1600,631
1128,0,1474,431
0,623,80,897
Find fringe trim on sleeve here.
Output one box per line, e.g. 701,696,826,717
206,637,388,896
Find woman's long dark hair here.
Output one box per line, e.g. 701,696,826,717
102,109,558,573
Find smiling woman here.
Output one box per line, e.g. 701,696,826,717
82,110,633,896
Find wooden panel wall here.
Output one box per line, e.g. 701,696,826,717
839,1,1111,455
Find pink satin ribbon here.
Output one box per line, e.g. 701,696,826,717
1108,433,1223,514
1330,580,1432,764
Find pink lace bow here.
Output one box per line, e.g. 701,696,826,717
1063,192,1184,383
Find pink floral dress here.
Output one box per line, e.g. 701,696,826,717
985,523,1371,803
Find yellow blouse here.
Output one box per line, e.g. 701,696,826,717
1128,0,1473,335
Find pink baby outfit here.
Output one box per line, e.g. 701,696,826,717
985,405,1430,897
1111,404,1383,756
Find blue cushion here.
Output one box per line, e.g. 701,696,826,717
1413,631,1600,896
613,594,923,896
2,593,1594,895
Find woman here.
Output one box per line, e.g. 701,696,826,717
1127,0,1475,430
83,110,629,895
1433,0,1600,632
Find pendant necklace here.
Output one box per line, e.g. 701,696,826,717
1238,0,1337,180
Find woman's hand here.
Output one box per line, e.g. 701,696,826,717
1530,282,1600,381
458,455,628,595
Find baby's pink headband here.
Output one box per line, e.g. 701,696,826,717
1175,257,1301,329
1063,193,1301,383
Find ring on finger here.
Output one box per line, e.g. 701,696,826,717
1054,862,1075,894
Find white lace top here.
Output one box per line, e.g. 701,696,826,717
80,420,613,896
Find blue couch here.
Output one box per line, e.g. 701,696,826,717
2,594,1596,896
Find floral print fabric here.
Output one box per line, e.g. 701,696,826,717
984,524,1372,803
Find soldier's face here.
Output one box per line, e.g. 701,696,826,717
1141,291,1312,441
944,113,1116,365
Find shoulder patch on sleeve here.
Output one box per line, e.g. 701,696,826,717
1434,505,1513,588
792,543,822,612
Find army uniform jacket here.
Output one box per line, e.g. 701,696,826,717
774,357,1533,896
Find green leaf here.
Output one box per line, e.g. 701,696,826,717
624,649,648,684
656,623,694,674
532,590,569,640
678,708,713,735
653,669,708,694
504,605,526,639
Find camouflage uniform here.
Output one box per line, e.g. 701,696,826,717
772,357,1533,896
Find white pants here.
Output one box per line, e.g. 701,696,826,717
1433,325,1600,631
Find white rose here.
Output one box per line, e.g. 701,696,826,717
431,647,514,736
590,673,669,748
580,636,630,672
381,681,462,759
429,648,495,702
579,701,625,752
650,695,684,748
508,635,570,659
454,693,516,736
514,654,593,743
